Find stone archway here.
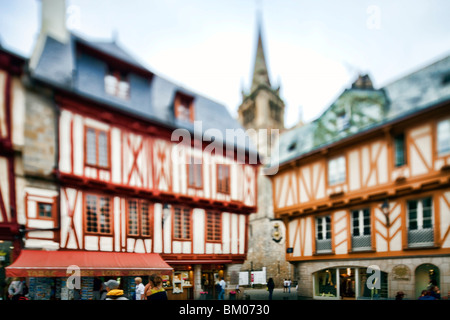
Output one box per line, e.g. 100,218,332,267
415,263,440,298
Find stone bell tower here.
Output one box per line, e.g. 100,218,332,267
238,16,291,287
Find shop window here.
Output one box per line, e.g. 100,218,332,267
174,207,191,240
85,194,112,235
394,133,406,167
217,164,230,194
316,216,332,253
328,156,346,186
174,92,194,122
351,208,371,251
357,268,388,299
313,267,388,300
127,199,152,237
314,269,337,298
206,211,222,242
188,157,203,189
437,119,450,156
407,197,434,247
85,127,109,168
415,264,440,298
105,69,130,99
37,202,53,219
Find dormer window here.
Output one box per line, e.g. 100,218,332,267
105,68,130,99
174,92,194,122
337,111,349,131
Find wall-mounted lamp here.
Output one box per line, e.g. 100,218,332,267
381,199,390,227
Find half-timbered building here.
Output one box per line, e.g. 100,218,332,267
272,56,450,299
0,46,25,264
5,0,258,300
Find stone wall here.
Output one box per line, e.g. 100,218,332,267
23,90,56,177
241,170,292,288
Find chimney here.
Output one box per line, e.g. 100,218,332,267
30,0,68,70
40,0,69,43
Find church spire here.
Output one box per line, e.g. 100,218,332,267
251,14,271,92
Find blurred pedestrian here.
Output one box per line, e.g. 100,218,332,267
429,285,441,300
218,277,226,300
105,279,128,300
146,274,167,301
418,290,435,300
395,291,405,300
8,277,24,300
267,278,275,300
135,277,145,300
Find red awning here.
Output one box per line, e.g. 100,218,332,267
5,250,173,277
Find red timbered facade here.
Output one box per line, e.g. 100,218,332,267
0,48,24,262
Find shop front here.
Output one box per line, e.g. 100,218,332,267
5,250,173,300
163,259,228,300
312,266,388,300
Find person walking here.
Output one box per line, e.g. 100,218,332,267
104,279,128,300
288,279,292,293
134,277,145,300
8,277,24,300
267,278,275,300
145,274,168,301
218,277,226,300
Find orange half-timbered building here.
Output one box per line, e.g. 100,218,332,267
272,58,450,299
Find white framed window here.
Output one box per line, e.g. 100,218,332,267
407,197,434,247
437,119,450,156
408,197,433,231
351,209,371,237
351,208,371,251
105,69,130,99
316,216,332,253
316,216,331,240
328,156,346,186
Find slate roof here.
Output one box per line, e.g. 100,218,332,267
30,33,257,155
274,54,450,167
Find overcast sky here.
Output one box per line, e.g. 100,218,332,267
1,0,450,128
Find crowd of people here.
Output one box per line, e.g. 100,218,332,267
102,274,168,300
2,274,167,300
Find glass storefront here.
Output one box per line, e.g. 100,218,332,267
313,267,388,299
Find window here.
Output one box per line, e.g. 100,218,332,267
336,112,349,131
394,133,406,167
85,194,112,235
242,107,254,126
37,203,53,219
86,127,109,168
328,156,346,186
188,157,203,189
173,207,191,240
127,199,152,237
105,69,129,99
437,119,450,156
407,197,434,247
206,211,222,242
217,164,230,194
174,93,194,122
316,216,332,253
351,208,371,250
270,101,281,122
